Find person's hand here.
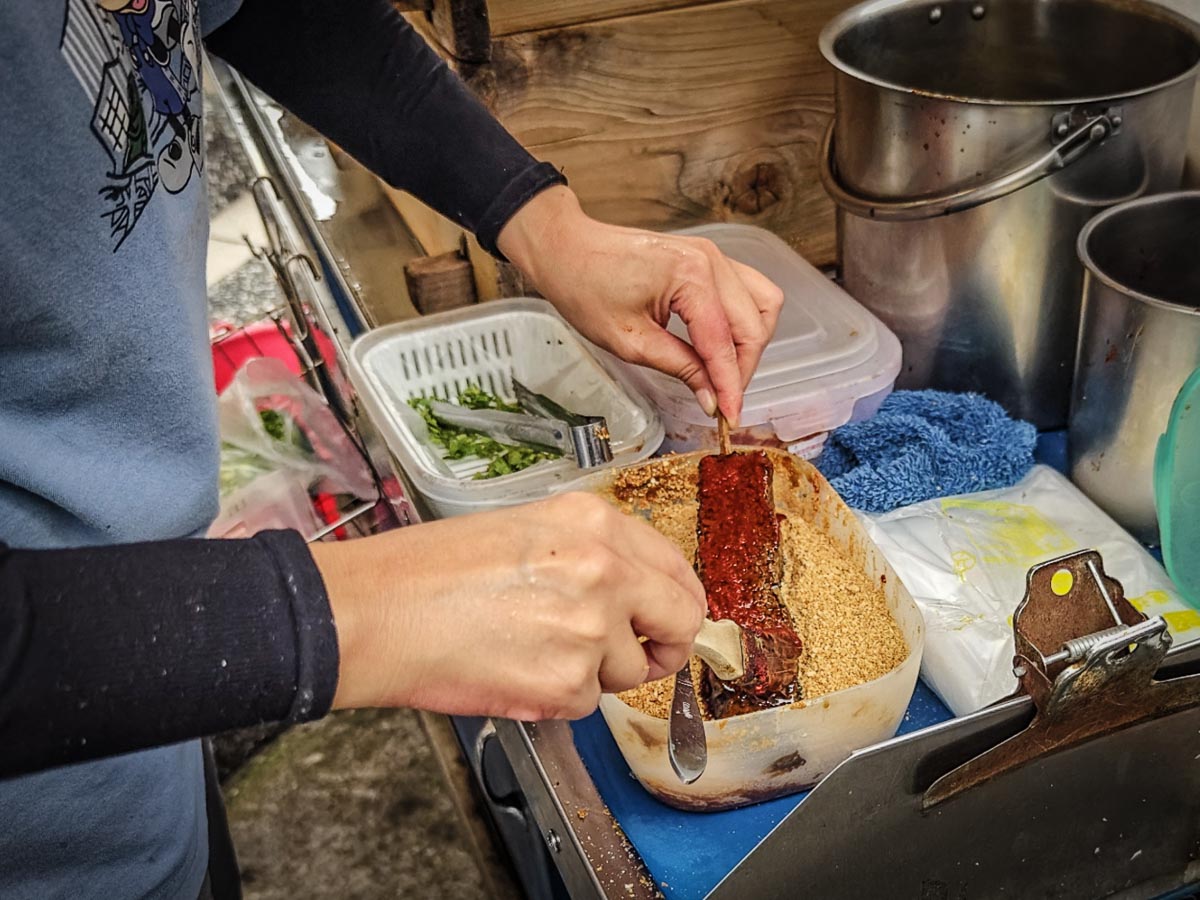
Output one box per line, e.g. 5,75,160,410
496,186,784,427
310,492,706,721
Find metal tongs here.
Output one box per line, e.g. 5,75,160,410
427,379,613,468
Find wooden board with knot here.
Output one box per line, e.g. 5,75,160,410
392,0,852,296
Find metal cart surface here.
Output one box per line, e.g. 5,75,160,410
209,62,1200,900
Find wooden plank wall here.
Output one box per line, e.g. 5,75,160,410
485,0,716,35
398,0,850,293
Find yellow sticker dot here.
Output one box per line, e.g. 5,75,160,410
1051,568,1074,596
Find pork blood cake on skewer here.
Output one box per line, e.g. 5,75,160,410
694,443,804,718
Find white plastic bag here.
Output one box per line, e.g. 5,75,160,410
859,465,1200,716
217,357,375,500
209,470,324,540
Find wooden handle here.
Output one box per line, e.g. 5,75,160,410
692,618,745,681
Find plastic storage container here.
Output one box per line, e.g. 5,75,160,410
578,448,925,811
348,299,664,518
604,224,902,456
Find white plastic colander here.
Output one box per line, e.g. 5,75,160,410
348,299,664,517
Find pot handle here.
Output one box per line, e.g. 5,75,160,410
820,113,1118,222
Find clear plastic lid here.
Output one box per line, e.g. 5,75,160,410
1156,366,1200,608
614,225,902,442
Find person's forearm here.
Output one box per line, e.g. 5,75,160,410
204,0,565,256
0,531,337,778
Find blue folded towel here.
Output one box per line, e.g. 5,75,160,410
815,390,1037,513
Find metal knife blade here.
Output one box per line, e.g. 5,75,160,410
668,663,707,784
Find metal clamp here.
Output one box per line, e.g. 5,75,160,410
820,111,1119,222
924,549,1200,808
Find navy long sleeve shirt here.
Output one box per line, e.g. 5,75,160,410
0,530,336,779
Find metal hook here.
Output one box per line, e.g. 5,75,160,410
284,252,320,281
279,253,321,342
250,176,288,258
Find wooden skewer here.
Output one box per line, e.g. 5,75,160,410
716,412,732,455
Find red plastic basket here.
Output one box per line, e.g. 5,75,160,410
210,318,340,395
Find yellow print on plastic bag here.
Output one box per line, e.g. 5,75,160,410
939,498,1077,579
1129,590,1200,633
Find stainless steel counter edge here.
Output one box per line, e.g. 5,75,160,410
493,718,661,899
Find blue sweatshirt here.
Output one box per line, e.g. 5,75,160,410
0,0,562,896
0,2,239,897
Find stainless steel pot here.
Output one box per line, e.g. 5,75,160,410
1069,191,1200,545
819,0,1200,428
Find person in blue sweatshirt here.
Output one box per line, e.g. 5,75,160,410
0,1,783,897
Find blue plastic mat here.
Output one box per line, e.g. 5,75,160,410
571,682,952,898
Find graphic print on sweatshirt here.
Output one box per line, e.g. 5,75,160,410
60,0,203,250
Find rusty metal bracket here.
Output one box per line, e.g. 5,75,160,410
923,549,1200,809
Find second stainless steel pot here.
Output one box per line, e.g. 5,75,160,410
819,0,1200,428
1070,191,1200,545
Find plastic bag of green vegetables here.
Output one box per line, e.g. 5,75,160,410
218,442,273,496
217,357,375,498
409,385,561,479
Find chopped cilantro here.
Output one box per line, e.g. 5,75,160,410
409,385,561,479
260,408,287,441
